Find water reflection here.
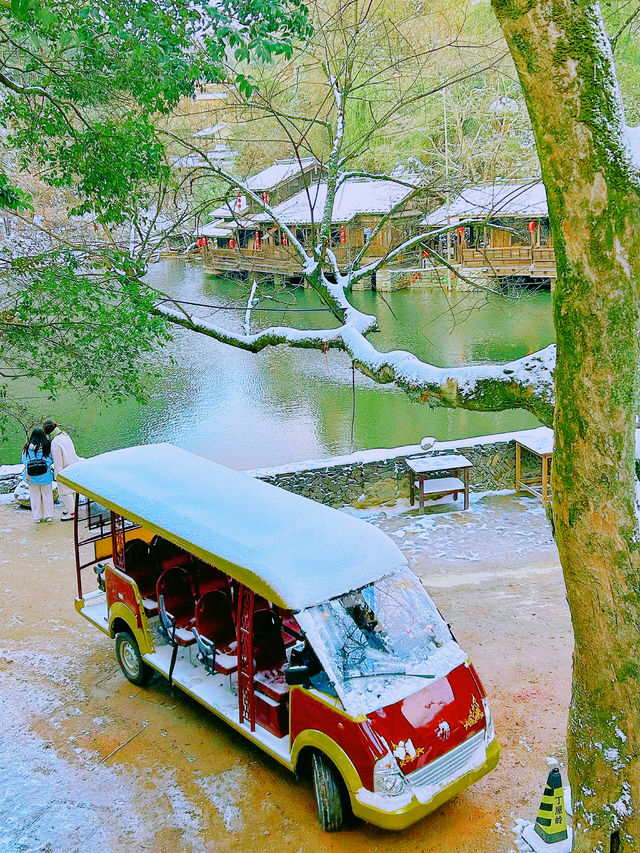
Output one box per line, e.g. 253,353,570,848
0,261,554,468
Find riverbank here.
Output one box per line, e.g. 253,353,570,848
0,488,570,853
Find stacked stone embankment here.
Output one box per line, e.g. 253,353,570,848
247,429,545,509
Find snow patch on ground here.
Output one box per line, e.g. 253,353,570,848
196,766,245,832
0,677,152,852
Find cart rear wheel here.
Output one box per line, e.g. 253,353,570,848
311,752,345,832
115,632,152,686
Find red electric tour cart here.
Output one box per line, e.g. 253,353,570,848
59,444,499,831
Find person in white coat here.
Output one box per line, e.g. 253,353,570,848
43,420,80,520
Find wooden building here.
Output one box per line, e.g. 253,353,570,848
421,182,556,279
199,168,422,278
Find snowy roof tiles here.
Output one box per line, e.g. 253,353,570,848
422,182,548,227
255,177,417,225
193,123,228,138
242,158,318,192
202,175,417,232
59,444,406,610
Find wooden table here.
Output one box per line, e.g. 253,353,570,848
515,427,554,506
406,453,473,511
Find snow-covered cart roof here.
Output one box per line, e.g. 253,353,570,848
59,444,407,610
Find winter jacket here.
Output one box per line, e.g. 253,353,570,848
21,445,54,486
49,429,79,474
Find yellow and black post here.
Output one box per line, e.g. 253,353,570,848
534,767,568,844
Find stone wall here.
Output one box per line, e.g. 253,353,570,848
0,464,23,494
248,429,545,509
371,266,489,292
0,429,546,507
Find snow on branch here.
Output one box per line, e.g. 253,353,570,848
156,301,556,425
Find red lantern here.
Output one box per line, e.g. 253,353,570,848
422,249,431,258
527,220,536,233
262,191,269,204
236,190,242,209
457,226,464,237
229,237,235,248
255,231,261,250
202,236,207,246
282,233,288,246
340,224,346,245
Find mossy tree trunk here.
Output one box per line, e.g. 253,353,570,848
491,0,640,849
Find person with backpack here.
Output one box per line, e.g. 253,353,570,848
21,428,54,523
43,420,80,520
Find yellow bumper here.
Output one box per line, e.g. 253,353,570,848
350,738,500,831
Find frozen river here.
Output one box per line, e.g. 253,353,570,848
0,260,554,468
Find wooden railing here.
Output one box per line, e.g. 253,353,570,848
201,244,414,276
459,245,557,277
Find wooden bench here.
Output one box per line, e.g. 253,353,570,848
406,454,473,511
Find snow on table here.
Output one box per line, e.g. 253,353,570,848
515,427,554,456
405,454,473,474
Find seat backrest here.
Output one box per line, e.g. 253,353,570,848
253,609,286,672
156,566,194,624
124,538,157,596
195,590,236,647
149,535,191,574
191,562,229,599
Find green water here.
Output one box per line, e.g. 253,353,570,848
0,260,553,469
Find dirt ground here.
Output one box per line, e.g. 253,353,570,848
0,491,572,853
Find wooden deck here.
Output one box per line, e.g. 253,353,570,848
200,244,410,277
202,245,302,275
460,246,556,278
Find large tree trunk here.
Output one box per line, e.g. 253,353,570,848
491,0,640,849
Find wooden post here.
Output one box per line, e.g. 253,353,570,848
542,454,549,506
515,442,521,491
419,474,425,511
464,465,470,510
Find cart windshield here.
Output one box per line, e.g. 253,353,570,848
296,568,464,716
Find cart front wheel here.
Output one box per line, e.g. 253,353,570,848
115,632,152,686
311,752,345,832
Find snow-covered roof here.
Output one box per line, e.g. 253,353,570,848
200,222,232,237
242,158,318,192
58,444,406,610
194,91,227,101
208,196,247,219
257,177,416,225
193,123,228,138
171,153,208,169
422,182,548,227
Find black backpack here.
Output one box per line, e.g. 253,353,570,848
26,451,48,477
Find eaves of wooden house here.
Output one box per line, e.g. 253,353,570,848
421,182,556,279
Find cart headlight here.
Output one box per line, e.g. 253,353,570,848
373,754,406,797
482,698,494,744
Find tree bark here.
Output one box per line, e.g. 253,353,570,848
490,0,640,849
